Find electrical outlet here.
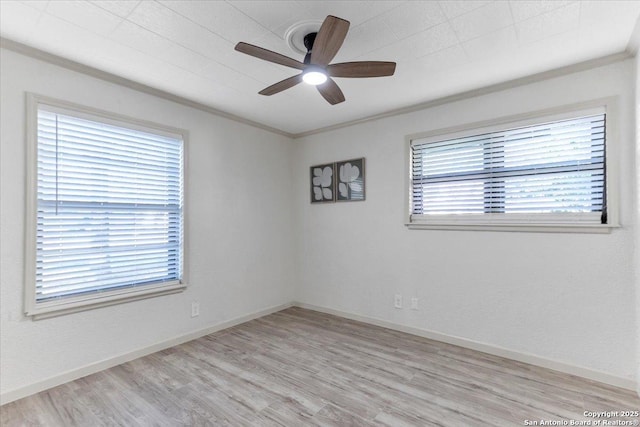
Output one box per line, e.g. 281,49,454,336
394,294,402,309
411,298,419,310
191,301,200,317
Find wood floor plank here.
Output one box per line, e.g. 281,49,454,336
311,403,372,427
2,307,638,426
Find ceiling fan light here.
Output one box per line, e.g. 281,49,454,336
303,70,327,85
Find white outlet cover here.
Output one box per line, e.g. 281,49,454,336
394,294,402,308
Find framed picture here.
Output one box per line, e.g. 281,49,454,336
336,158,365,201
310,162,335,203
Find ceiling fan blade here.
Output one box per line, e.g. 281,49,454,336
310,15,350,66
316,78,345,105
259,74,303,96
328,61,396,78
235,42,305,70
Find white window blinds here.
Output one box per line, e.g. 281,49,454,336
35,106,184,303
410,112,607,226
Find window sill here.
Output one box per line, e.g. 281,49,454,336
406,211,618,234
26,282,187,320
405,222,617,234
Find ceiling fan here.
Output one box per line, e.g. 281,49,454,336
234,15,396,105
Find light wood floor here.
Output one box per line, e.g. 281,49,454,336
1,307,638,426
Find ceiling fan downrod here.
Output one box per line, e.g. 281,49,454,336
303,32,317,65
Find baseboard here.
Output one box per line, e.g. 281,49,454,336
2,300,635,405
294,302,637,392
0,302,293,405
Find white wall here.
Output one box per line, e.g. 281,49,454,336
0,48,296,400
294,59,638,386
635,51,640,397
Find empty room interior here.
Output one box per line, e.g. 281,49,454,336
1,0,640,425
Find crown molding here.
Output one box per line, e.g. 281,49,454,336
0,37,295,139
626,15,640,55
1,37,632,140
292,51,632,139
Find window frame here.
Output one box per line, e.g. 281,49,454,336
24,93,188,319
405,98,620,233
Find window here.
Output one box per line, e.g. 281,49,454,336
407,104,617,232
25,95,186,318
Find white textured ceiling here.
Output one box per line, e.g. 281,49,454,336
1,1,640,135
